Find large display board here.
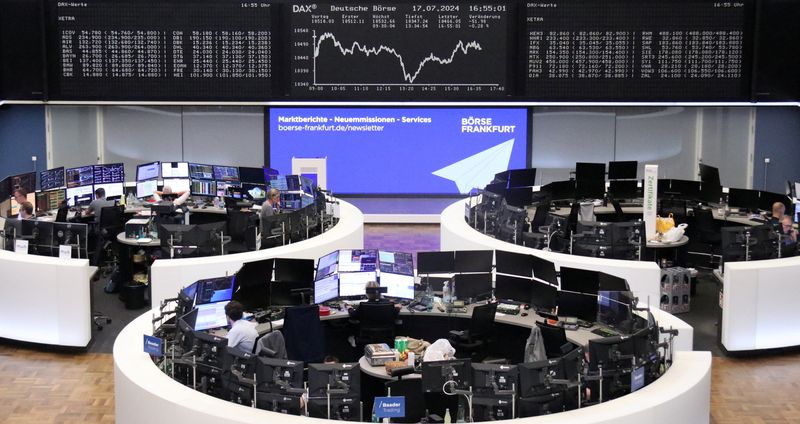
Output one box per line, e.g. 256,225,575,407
524,0,754,100
269,108,527,195
46,0,274,100
287,2,511,99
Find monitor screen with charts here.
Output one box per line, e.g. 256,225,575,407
189,163,214,180
94,182,124,199
194,300,230,331
66,185,94,206
93,163,125,184
40,167,65,191
213,165,240,182
316,250,339,280
65,165,94,188
314,274,339,304
338,249,377,272
136,161,160,181
137,180,158,198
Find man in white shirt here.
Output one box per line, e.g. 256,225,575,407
153,185,190,206
225,300,258,353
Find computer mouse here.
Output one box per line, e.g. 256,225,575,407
521,312,529,317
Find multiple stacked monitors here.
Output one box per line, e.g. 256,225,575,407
40,167,65,191
311,250,415,302
377,250,414,300
64,163,124,206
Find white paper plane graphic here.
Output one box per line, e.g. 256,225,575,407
432,138,515,194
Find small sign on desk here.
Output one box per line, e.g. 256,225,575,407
14,239,28,254
374,396,405,418
143,334,163,357
59,245,72,259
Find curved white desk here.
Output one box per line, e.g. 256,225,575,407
150,199,364,307
721,255,800,351
115,310,709,424
440,199,662,310
0,250,94,347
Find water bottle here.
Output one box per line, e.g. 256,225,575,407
425,284,433,312
450,280,457,303
456,401,466,423
442,282,450,305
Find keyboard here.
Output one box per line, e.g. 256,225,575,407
591,327,618,337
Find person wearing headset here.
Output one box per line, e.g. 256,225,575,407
259,188,281,248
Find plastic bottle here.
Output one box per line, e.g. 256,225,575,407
442,282,450,305
372,402,379,423
456,401,466,423
450,280,457,303
444,408,452,424
425,283,433,312
407,351,415,367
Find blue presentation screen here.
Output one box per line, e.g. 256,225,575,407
269,108,528,195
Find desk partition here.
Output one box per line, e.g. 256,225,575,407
0,250,93,347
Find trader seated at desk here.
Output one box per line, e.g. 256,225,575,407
225,300,259,353
12,189,29,219
18,201,35,220
82,187,116,223
153,185,190,205
766,202,786,227
347,281,402,320
780,215,797,254
259,188,281,248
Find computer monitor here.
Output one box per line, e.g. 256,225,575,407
308,362,361,396
417,251,455,274
21,219,54,256
94,182,124,199
162,178,191,194
274,258,315,284
531,256,558,286
136,161,160,182
213,165,240,182
727,188,760,212
484,181,507,196
575,162,606,200
471,363,518,395
195,276,236,305
316,250,340,280
472,396,515,421
40,167,65,191
598,272,629,292
93,163,125,184
161,162,189,178
421,359,472,393
575,221,614,245
241,183,267,202
269,175,288,191
587,335,635,372
558,267,599,294
215,181,240,197
280,192,302,210
507,168,536,188
65,165,94,188
136,180,157,198
269,281,308,306
52,222,89,258
379,272,415,300
494,274,532,303
378,250,414,275
612,221,645,246
454,250,493,273
664,179,702,199
36,189,65,212
699,164,722,203
494,170,510,183
607,161,637,180
179,282,199,313
758,191,792,215
238,166,265,184
257,357,305,394
189,163,214,180
338,271,376,297
314,274,339,304
65,185,94,206
257,393,303,415
607,180,640,200
530,280,557,312
194,300,231,331
556,291,598,322
721,226,749,263
453,273,493,302
543,180,576,202
495,250,533,278
232,258,273,309
517,358,564,397
285,175,302,191
338,249,377,272
191,179,216,197
597,291,635,334
505,187,533,208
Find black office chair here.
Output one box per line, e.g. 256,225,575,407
97,205,125,268
535,321,572,359
55,202,69,223
609,197,625,223
351,302,398,346
690,206,722,269
282,304,325,363
225,208,258,254
450,302,498,362
384,377,425,423
566,202,580,238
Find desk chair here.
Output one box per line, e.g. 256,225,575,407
225,208,258,254
97,205,125,269
350,302,399,346
55,203,69,223
609,198,625,223
256,330,288,359
450,302,498,362
689,206,722,269
282,305,325,363
535,321,572,359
